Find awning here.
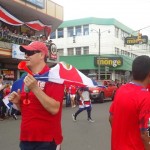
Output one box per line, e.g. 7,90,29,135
0,5,52,33
25,20,52,34
0,5,23,26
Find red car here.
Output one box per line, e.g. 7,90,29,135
89,80,117,103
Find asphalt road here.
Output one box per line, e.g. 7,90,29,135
0,101,112,150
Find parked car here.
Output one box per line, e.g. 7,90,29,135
89,80,118,103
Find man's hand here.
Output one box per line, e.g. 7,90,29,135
24,74,38,91
8,89,21,104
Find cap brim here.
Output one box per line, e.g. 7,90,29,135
20,45,37,52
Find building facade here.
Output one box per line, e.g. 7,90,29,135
50,17,150,81
0,0,63,83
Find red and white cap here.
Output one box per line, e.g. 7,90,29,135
20,41,48,56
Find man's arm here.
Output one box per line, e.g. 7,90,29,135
8,89,21,111
141,131,150,150
31,85,60,115
24,74,62,115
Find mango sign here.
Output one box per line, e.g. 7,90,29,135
94,57,123,67
124,35,148,45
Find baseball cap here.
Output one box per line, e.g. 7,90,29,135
20,41,48,56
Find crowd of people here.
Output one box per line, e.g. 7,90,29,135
0,24,49,45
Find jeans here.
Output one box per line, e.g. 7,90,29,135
20,141,57,150
74,106,92,119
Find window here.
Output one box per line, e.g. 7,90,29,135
67,27,73,37
67,48,74,55
58,28,64,38
75,47,81,55
58,49,64,56
75,26,81,36
83,46,89,54
121,50,124,55
50,31,56,39
115,47,119,55
121,30,125,40
83,25,89,35
115,27,119,38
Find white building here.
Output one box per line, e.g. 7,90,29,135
50,17,150,57
49,17,150,81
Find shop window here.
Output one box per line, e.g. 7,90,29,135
58,49,64,56
83,46,89,54
75,47,81,55
67,48,74,55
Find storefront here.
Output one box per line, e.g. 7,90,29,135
60,54,134,82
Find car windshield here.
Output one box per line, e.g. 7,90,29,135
96,80,103,85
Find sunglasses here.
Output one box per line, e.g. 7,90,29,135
24,50,41,56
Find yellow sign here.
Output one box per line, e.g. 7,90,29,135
94,57,123,67
124,35,148,45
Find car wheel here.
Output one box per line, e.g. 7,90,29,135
99,92,104,103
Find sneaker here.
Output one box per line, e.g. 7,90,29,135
72,114,76,121
88,118,95,122
12,114,17,120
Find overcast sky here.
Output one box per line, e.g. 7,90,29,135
53,0,150,36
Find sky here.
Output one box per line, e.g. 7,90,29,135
52,0,150,36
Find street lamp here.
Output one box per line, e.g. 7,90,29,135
98,29,101,80
91,29,110,80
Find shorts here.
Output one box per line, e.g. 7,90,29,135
70,94,76,98
20,141,61,150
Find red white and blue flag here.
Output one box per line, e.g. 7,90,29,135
34,62,97,87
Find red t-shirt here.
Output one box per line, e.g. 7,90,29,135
109,83,150,150
69,85,76,95
19,65,64,144
4,87,11,96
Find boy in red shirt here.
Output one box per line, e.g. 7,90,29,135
109,55,150,150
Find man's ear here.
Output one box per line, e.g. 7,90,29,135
147,72,150,83
40,53,45,60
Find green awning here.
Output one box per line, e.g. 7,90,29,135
60,54,134,71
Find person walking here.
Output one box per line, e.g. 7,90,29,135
109,55,150,150
72,87,94,122
9,41,64,150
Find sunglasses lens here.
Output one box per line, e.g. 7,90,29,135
25,51,40,56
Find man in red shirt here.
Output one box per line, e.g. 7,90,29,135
9,41,64,150
109,55,150,150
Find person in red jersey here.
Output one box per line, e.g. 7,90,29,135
109,55,150,150
9,41,64,150
69,85,77,108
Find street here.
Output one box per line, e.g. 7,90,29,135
0,101,112,150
